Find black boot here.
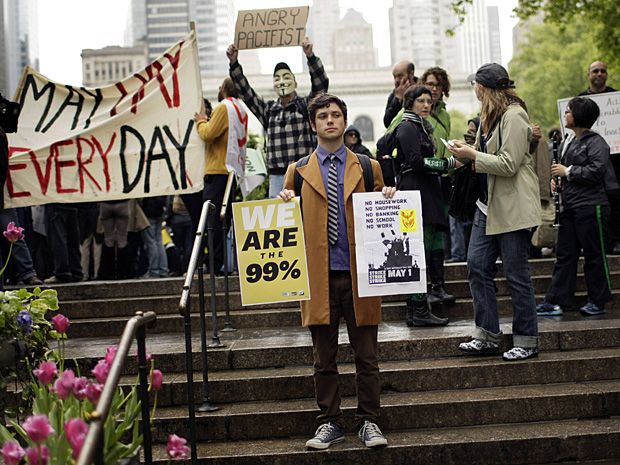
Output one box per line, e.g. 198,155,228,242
428,250,455,304
98,245,115,280
406,303,415,327
407,298,449,327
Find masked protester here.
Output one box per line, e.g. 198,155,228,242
227,38,329,198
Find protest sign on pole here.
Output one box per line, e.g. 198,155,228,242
232,198,310,306
5,31,205,208
557,91,620,154
234,6,310,50
352,191,426,297
239,147,267,198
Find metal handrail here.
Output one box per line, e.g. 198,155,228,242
76,310,157,465
179,199,214,317
178,199,221,465
220,171,236,332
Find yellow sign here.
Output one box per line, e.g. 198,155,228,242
232,198,310,305
234,6,310,50
399,209,417,233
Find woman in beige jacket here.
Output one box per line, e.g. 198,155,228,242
448,63,541,361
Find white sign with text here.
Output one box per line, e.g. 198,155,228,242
352,190,426,298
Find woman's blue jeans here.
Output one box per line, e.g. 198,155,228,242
467,209,538,348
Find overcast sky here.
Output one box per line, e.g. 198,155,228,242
38,0,519,86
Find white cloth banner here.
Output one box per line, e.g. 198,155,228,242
240,147,267,198
353,190,426,297
223,97,248,183
5,32,205,207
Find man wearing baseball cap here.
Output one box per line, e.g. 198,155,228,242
227,38,329,197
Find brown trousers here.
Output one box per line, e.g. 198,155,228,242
309,271,380,428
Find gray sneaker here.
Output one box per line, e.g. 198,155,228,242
358,420,388,448
305,422,345,450
458,338,499,355
502,346,539,361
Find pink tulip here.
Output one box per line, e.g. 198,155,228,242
3,222,24,243
53,369,76,400
92,359,110,384
33,361,58,385
150,369,163,391
72,376,89,400
23,415,54,443
85,382,103,403
0,440,25,465
65,418,89,458
85,382,103,404
51,314,70,334
104,346,118,365
25,445,49,465
166,434,190,459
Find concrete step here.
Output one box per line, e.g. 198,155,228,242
64,289,619,339
127,347,620,407
63,316,620,376
149,379,620,442
150,417,620,465
55,271,620,322
14,255,620,302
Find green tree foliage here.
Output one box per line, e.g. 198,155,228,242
448,109,471,141
515,0,620,70
450,1,620,70
508,17,618,132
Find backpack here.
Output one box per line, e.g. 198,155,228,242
375,130,398,187
293,153,374,196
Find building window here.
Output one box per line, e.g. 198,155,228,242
354,115,374,141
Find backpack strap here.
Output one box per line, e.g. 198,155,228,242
355,153,374,192
293,154,311,197
293,153,374,197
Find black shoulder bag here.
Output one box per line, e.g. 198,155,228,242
448,162,479,221
448,122,502,221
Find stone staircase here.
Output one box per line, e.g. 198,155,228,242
36,257,620,464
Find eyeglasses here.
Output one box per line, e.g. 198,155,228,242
415,98,433,105
469,80,476,87
424,82,440,89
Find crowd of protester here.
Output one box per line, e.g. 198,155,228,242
0,43,616,307
1,36,617,451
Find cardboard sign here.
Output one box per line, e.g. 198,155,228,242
557,91,620,154
6,32,205,207
232,198,310,306
234,6,309,50
353,191,426,297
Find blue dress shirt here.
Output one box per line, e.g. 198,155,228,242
316,144,350,271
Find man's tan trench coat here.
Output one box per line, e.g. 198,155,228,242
283,148,385,327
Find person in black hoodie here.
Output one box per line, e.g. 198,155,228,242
536,96,616,317
343,125,372,157
395,85,458,327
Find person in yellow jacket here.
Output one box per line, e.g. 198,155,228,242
191,77,248,273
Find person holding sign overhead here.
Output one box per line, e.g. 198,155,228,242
227,37,329,198
279,93,395,451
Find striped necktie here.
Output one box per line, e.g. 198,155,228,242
327,154,339,246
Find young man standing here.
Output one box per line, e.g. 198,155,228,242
279,93,395,450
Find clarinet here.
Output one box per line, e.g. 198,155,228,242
551,135,561,228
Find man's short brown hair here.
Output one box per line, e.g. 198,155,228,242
307,93,348,123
